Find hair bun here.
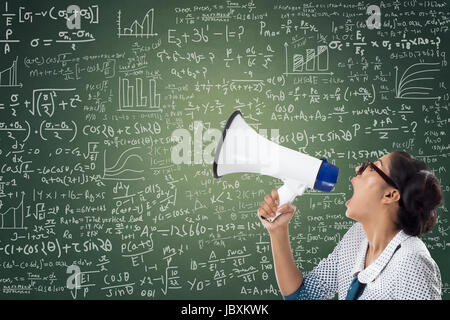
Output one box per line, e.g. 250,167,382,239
399,169,441,235
390,151,443,236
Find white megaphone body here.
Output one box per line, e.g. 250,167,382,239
213,110,339,222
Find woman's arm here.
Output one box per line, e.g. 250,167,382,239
269,227,303,296
257,189,303,296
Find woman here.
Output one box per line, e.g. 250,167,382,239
257,151,443,300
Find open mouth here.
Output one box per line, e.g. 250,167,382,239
346,178,355,207
345,197,352,207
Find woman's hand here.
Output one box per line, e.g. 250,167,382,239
257,189,296,235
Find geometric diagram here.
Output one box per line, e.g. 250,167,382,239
0,56,22,88
284,42,332,76
102,147,145,181
117,8,157,38
0,191,26,230
394,62,440,100
118,77,161,112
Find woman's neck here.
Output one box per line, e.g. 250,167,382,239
361,218,400,267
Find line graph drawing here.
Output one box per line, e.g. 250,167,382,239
0,191,26,230
394,62,440,99
117,8,157,38
0,56,22,88
102,147,145,181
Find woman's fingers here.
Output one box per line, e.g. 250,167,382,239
271,189,279,206
261,201,275,217
258,192,297,232
258,205,269,217
264,194,276,208
257,208,269,221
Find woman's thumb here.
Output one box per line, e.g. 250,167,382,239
278,203,295,213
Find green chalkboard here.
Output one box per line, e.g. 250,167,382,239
0,0,448,300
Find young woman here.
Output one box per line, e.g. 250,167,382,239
257,151,443,300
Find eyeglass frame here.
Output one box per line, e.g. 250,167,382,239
357,159,399,190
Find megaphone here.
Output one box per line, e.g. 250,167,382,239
213,110,339,222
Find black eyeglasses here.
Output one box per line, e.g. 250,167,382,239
357,160,399,189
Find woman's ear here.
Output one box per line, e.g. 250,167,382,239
384,189,401,203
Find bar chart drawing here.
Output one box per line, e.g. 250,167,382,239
284,43,332,76
0,56,22,88
117,8,157,38
118,77,161,112
0,192,26,230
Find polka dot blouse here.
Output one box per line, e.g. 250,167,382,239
284,222,442,300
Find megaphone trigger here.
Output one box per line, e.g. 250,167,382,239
267,179,306,222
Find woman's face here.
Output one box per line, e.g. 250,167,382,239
345,153,395,222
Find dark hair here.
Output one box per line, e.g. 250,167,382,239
388,151,443,236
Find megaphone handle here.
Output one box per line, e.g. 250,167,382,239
267,182,306,222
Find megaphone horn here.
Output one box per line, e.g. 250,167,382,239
213,110,339,221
